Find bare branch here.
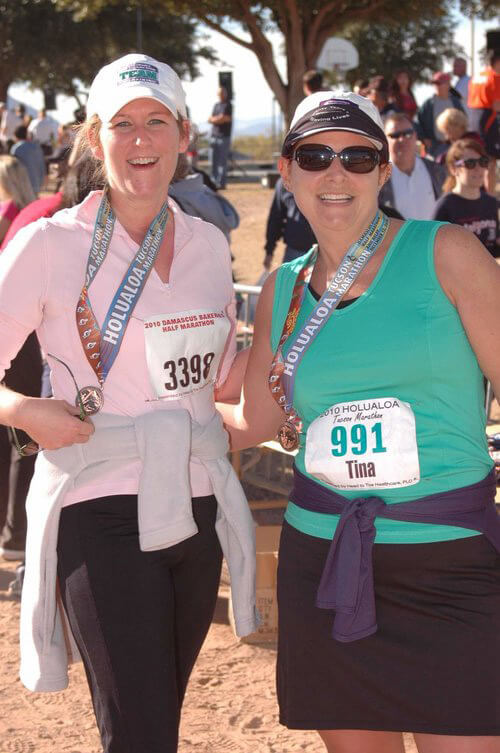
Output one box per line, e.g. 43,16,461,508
343,0,392,20
198,13,255,51
230,0,288,111
305,0,391,64
305,2,342,63
234,0,275,52
274,0,290,36
309,0,340,42
284,0,305,67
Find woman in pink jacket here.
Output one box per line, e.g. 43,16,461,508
0,54,253,753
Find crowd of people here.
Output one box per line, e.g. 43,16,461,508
265,57,499,265
0,45,498,753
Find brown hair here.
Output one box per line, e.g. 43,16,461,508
443,138,487,192
384,112,413,130
59,148,105,210
73,112,190,189
302,69,324,92
389,70,416,111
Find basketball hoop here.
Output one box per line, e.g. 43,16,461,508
316,38,359,72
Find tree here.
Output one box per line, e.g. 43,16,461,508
459,0,499,19
0,0,213,106
343,15,461,89
55,0,462,125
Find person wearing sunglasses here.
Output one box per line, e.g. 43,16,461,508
433,138,499,258
378,113,446,220
219,91,500,753
0,53,257,753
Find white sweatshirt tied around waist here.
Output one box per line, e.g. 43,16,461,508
20,409,258,692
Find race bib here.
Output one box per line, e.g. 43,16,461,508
144,308,230,399
305,397,420,490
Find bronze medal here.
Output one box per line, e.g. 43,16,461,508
277,421,299,451
77,386,104,416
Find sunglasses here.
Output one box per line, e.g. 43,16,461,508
387,128,414,140
292,144,381,173
10,427,39,458
11,354,86,458
454,156,489,169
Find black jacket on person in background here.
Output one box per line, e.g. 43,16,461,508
265,178,316,259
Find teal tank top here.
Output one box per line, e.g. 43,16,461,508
270,220,493,544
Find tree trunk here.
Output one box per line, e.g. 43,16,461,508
284,70,306,130
0,79,11,104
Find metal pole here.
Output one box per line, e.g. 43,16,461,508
470,14,475,79
137,2,143,53
271,97,276,159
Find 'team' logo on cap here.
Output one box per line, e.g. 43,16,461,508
118,63,159,86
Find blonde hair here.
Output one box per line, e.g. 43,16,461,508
74,111,190,188
436,108,468,139
0,156,36,208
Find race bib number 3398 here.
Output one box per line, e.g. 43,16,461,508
144,309,230,399
305,397,420,490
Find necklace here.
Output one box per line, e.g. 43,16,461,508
74,191,169,414
269,210,389,450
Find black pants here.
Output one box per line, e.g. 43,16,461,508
57,494,223,753
0,333,42,551
0,428,35,550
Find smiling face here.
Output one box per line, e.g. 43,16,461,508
451,147,488,191
279,130,390,237
93,97,189,210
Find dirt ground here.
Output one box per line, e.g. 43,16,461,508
1,181,498,753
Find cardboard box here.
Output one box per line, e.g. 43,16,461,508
229,525,281,644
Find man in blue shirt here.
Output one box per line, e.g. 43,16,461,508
10,125,46,195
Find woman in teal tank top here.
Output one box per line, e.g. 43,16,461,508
219,91,500,753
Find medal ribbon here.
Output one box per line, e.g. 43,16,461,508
76,192,169,386
268,210,389,441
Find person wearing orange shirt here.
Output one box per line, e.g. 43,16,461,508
468,49,500,194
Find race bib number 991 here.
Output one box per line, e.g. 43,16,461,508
305,397,420,490
144,309,230,399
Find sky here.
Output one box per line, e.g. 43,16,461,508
7,11,497,131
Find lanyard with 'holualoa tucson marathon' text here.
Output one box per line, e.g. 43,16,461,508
75,192,169,415
269,210,389,451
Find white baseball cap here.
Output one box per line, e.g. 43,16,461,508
282,91,388,162
86,53,187,123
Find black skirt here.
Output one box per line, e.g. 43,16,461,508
277,521,500,734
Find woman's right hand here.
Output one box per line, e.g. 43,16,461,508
16,396,95,450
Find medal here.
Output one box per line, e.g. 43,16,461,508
277,421,300,451
268,211,389,455
77,386,104,416
75,192,169,399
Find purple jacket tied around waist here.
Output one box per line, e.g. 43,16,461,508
290,467,499,642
